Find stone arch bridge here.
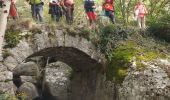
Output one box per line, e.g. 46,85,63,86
0,28,106,98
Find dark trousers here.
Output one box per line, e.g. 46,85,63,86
64,5,74,24
51,14,61,22
105,10,115,24
50,6,62,22
31,4,43,22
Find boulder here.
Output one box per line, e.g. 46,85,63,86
118,61,170,100
13,62,39,76
17,82,39,100
44,61,72,100
3,56,18,71
20,76,37,84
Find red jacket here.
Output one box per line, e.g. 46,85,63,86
103,3,114,11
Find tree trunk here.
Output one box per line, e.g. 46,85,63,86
0,0,11,60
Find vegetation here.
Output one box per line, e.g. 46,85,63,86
97,24,170,84
148,14,170,42
4,29,22,48
0,94,17,100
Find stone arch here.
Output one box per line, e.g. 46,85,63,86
2,29,106,99
4,29,106,71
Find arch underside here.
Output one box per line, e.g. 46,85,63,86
26,47,102,71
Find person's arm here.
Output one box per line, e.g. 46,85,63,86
144,4,148,14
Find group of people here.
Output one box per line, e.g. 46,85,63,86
29,0,148,29
0,0,148,29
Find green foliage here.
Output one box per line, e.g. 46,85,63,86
148,14,170,42
104,34,169,83
0,94,17,100
79,28,91,40
106,44,136,83
5,29,22,48
99,24,128,54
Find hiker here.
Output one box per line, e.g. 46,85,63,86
63,0,74,24
28,0,44,22
9,0,18,20
84,0,96,29
49,0,63,22
102,0,115,24
134,0,148,29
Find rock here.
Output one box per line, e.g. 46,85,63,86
0,71,14,95
20,76,37,84
13,62,39,76
9,40,33,63
0,63,7,72
17,82,39,100
118,61,170,100
0,81,15,97
3,56,18,71
44,61,72,100
0,71,12,82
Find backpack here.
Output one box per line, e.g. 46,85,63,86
84,0,95,8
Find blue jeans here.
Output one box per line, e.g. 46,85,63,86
31,4,43,22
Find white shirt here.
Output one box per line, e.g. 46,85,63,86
50,0,60,3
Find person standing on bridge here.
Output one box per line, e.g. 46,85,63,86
63,0,74,24
134,0,148,29
9,0,18,20
102,0,115,24
27,0,44,22
49,0,63,22
84,0,97,29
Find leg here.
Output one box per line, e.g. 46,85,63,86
86,12,93,29
137,17,142,29
141,16,146,29
37,5,43,22
65,7,69,23
51,14,55,21
70,5,74,23
67,7,72,24
108,11,115,24
31,5,36,20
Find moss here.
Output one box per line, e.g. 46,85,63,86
5,29,22,48
106,43,136,84
105,39,169,83
136,61,147,71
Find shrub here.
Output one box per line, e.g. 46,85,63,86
5,29,22,48
0,94,17,100
148,14,170,42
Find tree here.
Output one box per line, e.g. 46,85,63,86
0,0,11,60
